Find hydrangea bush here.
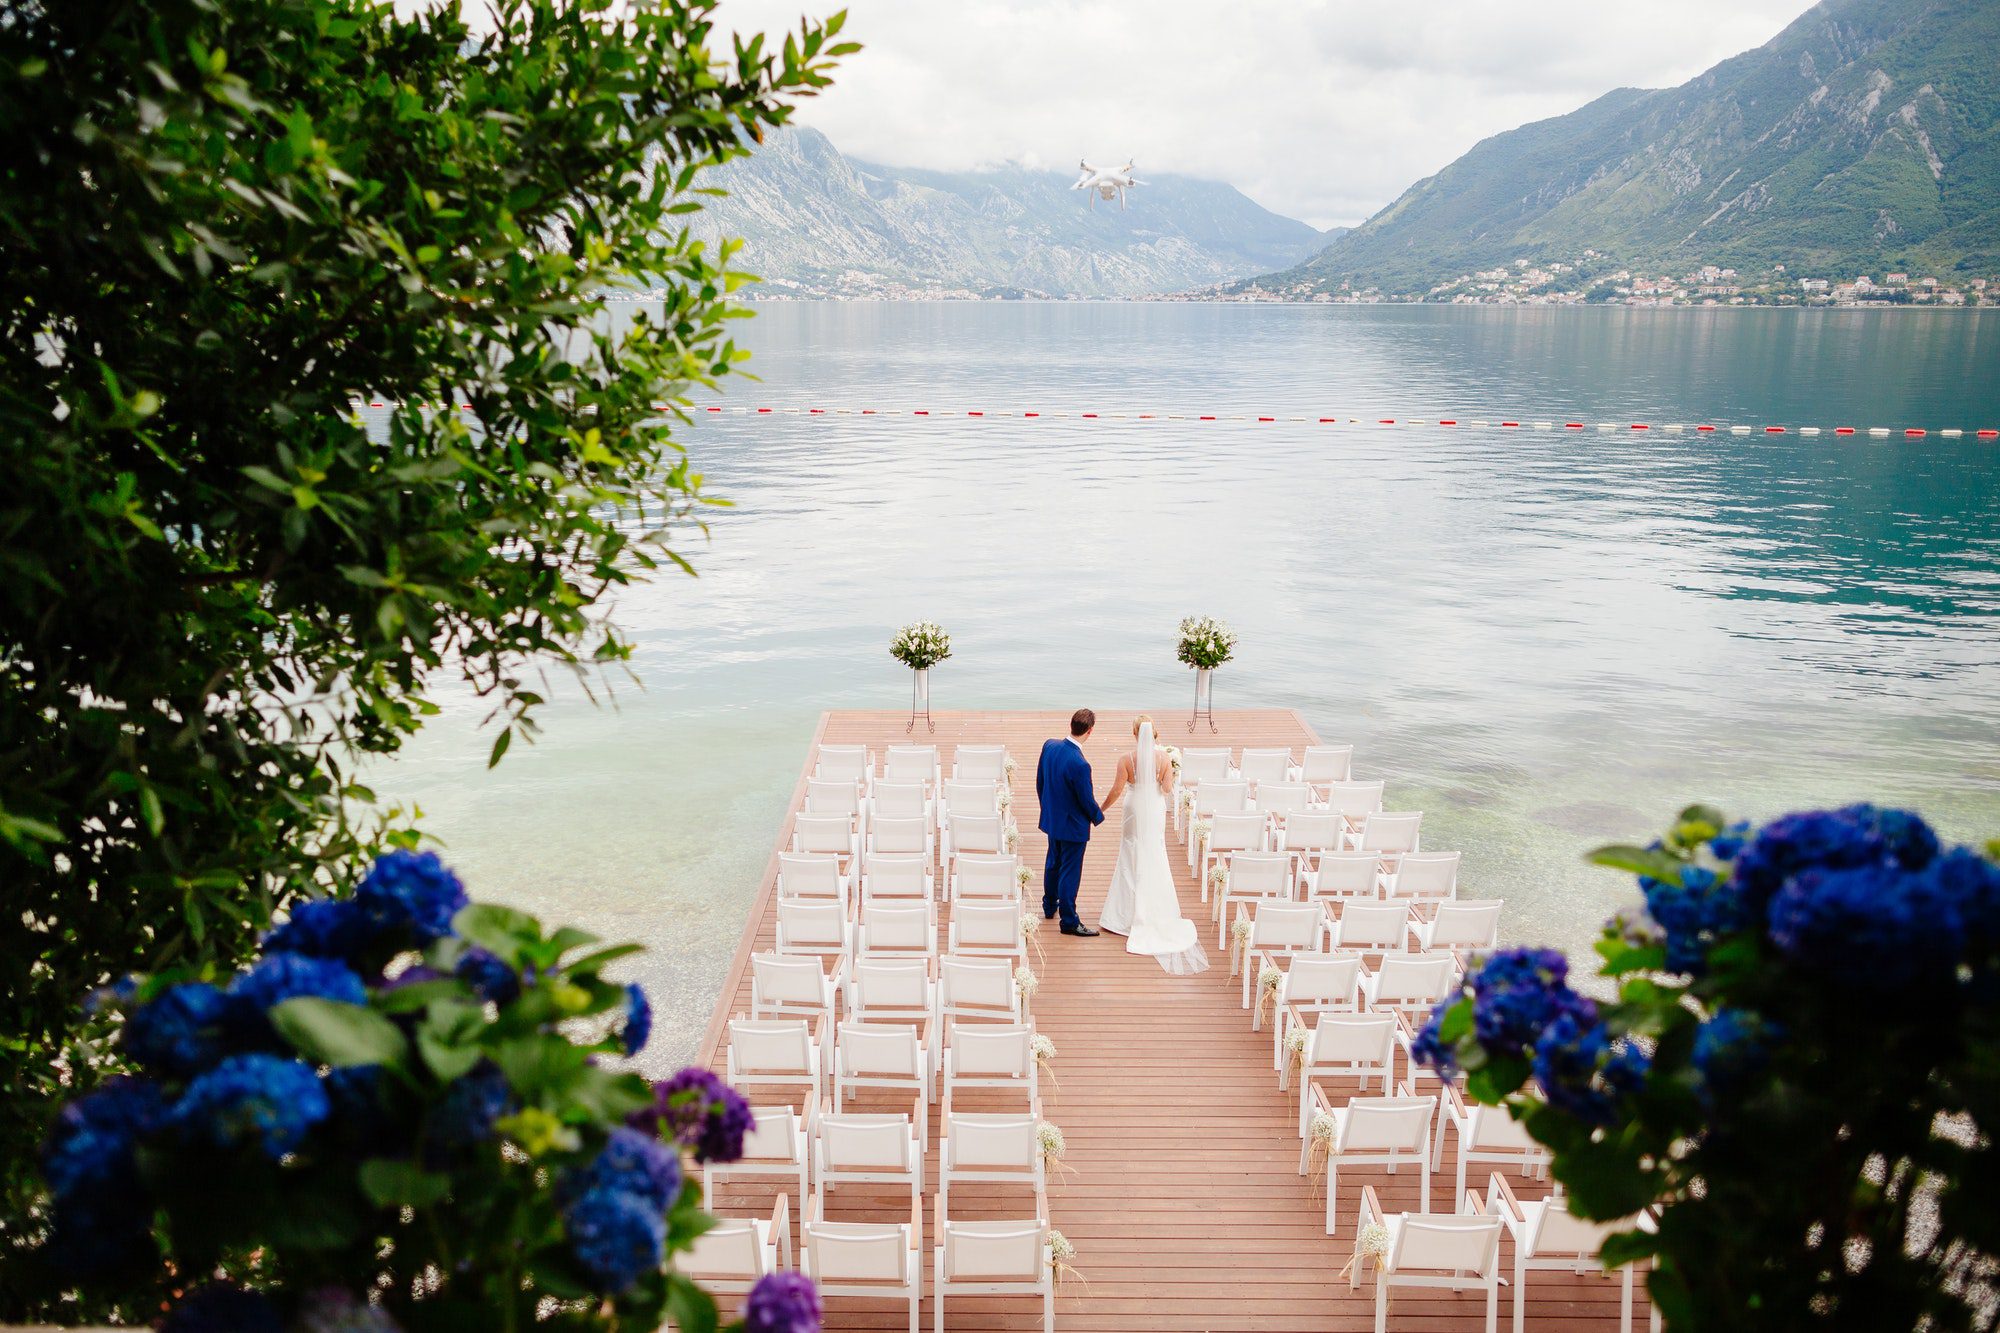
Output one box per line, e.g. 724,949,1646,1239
1412,804,2000,1331
38,852,809,1333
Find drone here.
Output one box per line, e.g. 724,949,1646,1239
1073,159,1140,209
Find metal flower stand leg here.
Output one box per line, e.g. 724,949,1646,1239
908,667,934,734
1189,666,1217,733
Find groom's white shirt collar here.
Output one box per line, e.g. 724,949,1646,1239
1066,735,1084,752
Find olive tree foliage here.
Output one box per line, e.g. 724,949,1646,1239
0,0,849,1250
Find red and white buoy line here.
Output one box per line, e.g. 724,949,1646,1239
357,400,1998,439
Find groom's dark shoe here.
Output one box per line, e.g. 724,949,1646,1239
1060,924,1100,937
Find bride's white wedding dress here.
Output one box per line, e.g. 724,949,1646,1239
1098,722,1210,975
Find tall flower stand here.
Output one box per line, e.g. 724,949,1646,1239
908,667,934,734
1188,666,1217,733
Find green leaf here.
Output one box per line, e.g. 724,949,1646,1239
269,997,408,1068
1435,996,1473,1044
1599,1226,1661,1268
560,942,643,976
664,1271,719,1333
487,725,512,768
453,901,541,963
1587,843,1685,882
359,1158,451,1208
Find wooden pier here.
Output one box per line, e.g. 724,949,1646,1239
696,709,1650,1332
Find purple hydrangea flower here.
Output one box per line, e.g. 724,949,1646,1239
564,1185,666,1295
425,1061,513,1152
630,1068,754,1164
567,1126,682,1214
356,850,468,945
453,947,520,1004
743,1270,822,1333
172,1053,330,1159
264,896,379,963
122,982,230,1077
621,983,653,1057
160,1283,285,1333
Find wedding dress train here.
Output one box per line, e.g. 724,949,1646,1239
1098,722,1210,975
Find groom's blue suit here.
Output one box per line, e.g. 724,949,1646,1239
1036,736,1105,931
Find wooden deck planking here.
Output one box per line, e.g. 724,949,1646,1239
696,709,1650,1332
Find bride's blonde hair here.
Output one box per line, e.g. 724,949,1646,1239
1132,713,1153,736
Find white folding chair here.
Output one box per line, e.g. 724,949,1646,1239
1230,900,1323,1002
833,1020,934,1141
846,958,938,1037
939,781,1000,860
937,1111,1044,1217
951,852,1022,904
1324,779,1386,831
939,954,1024,1026
1329,900,1412,954
1308,850,1383,906
1278,811,1344,886
883,744,940,793
1179,748,1233,786
1253,782,1313,829
1353,1185,1504,1333
776,899,850,964
814,1109,923,1215
777,851,850,907
1288,1011,1397,1125
1351,811,1423,864
952,745,1008,783
1361,952,1458,1021
941,1022,1039,1113
1440,1083,1550,1202
1260,950,1361,1066
1311,1083,1438,1234
793,811,861,870
855,901,939,964
1410,899,1502,957
803,1201,922,1333
863,851,934,904
751,951,842,1025
867,814,935,866
814,744,871,792
933,1202,1052,1333
871,780,933,839
1297,744,1355,788
1237,747,1294,789
947,813,1006,871
727,1016,823,1106
1198,810,1269,897
806,777,864,828
1386,850,1462,917
1188,780,1250,870
705,1105,810,1219
949,900,1028,962
1489,1175,1651,1333
679,1194,793,1299
1216,851,1297,947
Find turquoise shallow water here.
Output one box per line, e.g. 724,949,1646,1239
369,303,2000,1069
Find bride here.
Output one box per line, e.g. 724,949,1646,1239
1098,716,1210,975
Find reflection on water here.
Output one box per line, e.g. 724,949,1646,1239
370,304,2000,1067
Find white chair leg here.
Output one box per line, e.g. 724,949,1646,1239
1326,1166,1339,1235
933,1254,945,1333
1043,1280,1054,1333
1486,1280,1498,1333
1375,1276,1389,1333
1620,1264,1634,1333
1515,1250,1527,1333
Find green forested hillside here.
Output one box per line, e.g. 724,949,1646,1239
1270,0,2000,295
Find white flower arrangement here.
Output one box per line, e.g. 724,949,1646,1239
1048,1228,1084,1289
1163,745,1183,779
1014,863,1033,891
1037,1120,1071,1176
1004,825,1019,854
1230,915,1254,964
1285,1025,1310,1080
1338,1220,1394,1282
1177,787,1196,816
889,620,952,671
1019,911,1046,963
1014,962,1039,1002
996,785,1012,813
1175,615,1237,670
1190,818,1211,853
1207,863,1230,894
1255,965,1284,1025
1031,1032,1059,1091
1003,754,1018,780
1305,1104,1338,1192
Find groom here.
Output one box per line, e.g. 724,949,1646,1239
1036,708,1105,937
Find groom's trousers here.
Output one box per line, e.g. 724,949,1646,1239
1044,837,1087,931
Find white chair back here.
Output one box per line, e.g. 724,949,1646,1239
775,899,847,956
1390,1213,1502,1276
856,901,935,959
778,851,844,900
950,813,1005,857
1208,810,1267,853
1324,780,1386,820
1311,1012,1396,1064
1340,1094,1436,1153
1372,953,1457,1005
849,958,933,1019
943,1112,1038,1171
1312,850,1380,899
808,1220,912,1282
1359,811,1423,855
1254,783,1311,816
863,852,930,901
1283,811,1343,855
1238,748,1293,786
1427,899,1502,950
729,1018,813,1075
948,1023,1033,1077
940,955,1020,1020
741,1106,805,1163
1180,748,1232,784
951,900,1022,952
940,780,999,819
940,1220,1044,1281
869,815,930,856
752,953,832,1009
954,853,1021,900
839,1021,924,1077
1301,745,1354,783
1229,851,1292,897
794,812,857,858
952,745,1008,782
872,780,928,821
1249,900,1323,950
1196,780,1249,817
1331,900,1409,951
883,745,938,786
1284,953,1361,1007
682,1218,769,1279
814,744,870,787
1525,1194,1628,1257
819,1113,915,1170
806,778,862,819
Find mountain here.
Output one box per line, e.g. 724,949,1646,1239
686,128,1336,298
1258,0,2000,297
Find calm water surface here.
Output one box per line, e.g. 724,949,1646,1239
371,304,2000,1069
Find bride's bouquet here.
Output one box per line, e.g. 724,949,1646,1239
1176,616,1236,670
889,621,952,671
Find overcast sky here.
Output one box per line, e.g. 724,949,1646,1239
708,0,1813,229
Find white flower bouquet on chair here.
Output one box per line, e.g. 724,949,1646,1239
1176,615,1236,733
890,620,951,732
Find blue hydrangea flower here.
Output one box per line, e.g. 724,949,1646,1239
1708,820,1751,861
122,982,231,1077
564,1185,666,1295
228,951,368,1016
1407,1003,1456,1075
743,1270,822,1333
1640,864,1751,975
42,1076,165,1204
631,1067,754,1164
1733,805,1938,912
86,974,140,1014
160,1283,285,1333
567,1127,682,1214
356,851,468,945
1531,1014,1646,1127
1765,863,1959,990
173,1053,330,1159
1691,1008,1779,1108
454,948,520,1004
293,1287,404,1332
264,896,380,963
621,984,653,1057
1919,847,2000,956
425,1062,514,1152
1465,948,1598,1059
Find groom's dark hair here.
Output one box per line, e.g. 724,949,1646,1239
1069,709,1095,737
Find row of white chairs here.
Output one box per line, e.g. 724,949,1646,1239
779,838,1024,911
1190,793,1422,874
814,742,1012,792
1175,744,1356,791
801,778,1017,871
1199,824,1456,903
